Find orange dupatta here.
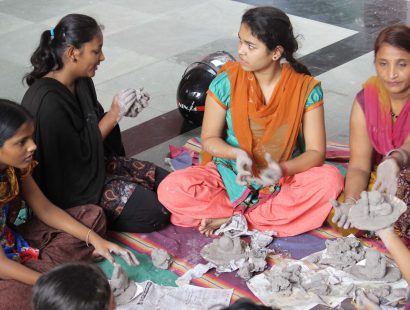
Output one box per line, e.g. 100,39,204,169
203,61,320,168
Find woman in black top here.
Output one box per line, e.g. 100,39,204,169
22,14,170,232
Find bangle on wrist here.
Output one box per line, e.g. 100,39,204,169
344,196,357,205
385,148,408,168
85,229,92,247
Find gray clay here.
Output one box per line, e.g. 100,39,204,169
265,264,302,296
152,248,173,269
347,249,401,282
200,235,247,266
319,237,365,270
266,273,293,296
349,191,407,231
115,282,137,306
301,274,330,296
111,264,137,306
368,285,391,299
237,263,253,280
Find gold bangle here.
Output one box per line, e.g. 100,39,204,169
385,148,408,168
344,196,357,205
85,229,92,247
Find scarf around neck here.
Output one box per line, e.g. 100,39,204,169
362,76,410,155
203,62,320,168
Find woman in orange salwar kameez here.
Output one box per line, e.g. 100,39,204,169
158,6,344,237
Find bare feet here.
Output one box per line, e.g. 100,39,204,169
199,217,230,236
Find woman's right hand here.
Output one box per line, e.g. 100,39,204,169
90,233,139,266
233,148,253,186
330,198,353,229
110,88,137,122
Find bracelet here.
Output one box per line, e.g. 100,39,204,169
280,162,288,177
344,196,357,205
85,229,92,247
385,148,408,168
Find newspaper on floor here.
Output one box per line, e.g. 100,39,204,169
176,262,217,286
116,280,233,310
247,242,408,310
214,214,275,250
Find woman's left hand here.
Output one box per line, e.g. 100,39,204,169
91,235,139,266
374,158,400,195
252,153,282,187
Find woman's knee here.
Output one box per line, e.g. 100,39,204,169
67,204,107,236
157,170,188,205
318,164,345,195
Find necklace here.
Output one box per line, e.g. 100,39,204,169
391,111,399,120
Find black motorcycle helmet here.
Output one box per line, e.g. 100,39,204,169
177,51,235,125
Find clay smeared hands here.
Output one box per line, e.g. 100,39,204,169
110,88,150,122
125,88,150,117
233,148,253,186
111,88,137,122
251,153,282,187
91,236,139,266
373,158,400,196
110,262,129,297
330,199,353,230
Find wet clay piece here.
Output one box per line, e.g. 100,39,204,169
200,235,247,266
349,191,407,231
301,274,330,296
152,248,173,270
110,264,138,306
265,264,302,296
319,237,365,270
347,249,401,282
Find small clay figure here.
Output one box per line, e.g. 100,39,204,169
200,235,247,266
349,191,406,231
264,264,302,296
348,249,401,282
237,263,253,280
110,263,138,306
319,237,365,270
152,248,173,270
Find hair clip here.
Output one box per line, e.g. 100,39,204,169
50,28,55,40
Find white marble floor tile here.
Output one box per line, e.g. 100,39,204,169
0,12,32,36
93,46,159,86
290,15,358,57
102,0,211,15
96,60,186,113
0,22,48,66
0,0,100,22
318,52,375,142
42,3,155,37
105,18,221,59
171,0,251,35
0,59,28,102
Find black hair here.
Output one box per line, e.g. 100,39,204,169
222,299,277,310
0,99,33,147
32,263,111,310
24,14,101,86
241,6,311,75
374,24,410,55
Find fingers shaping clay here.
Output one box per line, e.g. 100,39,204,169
349,191,406,231
347,249,401,282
